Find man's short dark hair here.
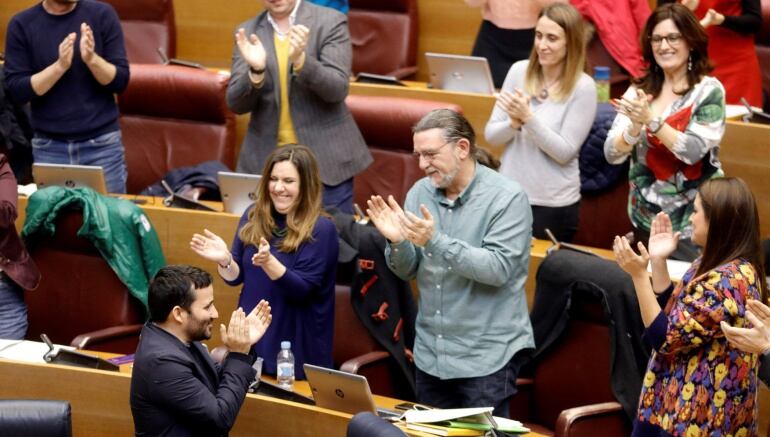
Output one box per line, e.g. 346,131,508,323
148,265,213,323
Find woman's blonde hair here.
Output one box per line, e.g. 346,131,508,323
524,3,588,102
238,144,324,252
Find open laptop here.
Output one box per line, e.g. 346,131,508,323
304,364,400,419
217,171,261,215
425,52,495,95
32,163,108,195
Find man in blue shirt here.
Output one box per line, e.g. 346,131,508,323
367,109,534,417
4,0,130,193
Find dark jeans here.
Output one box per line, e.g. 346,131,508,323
531,201,580,243
415,356,522,419
471,21,534,89
322,178,353,214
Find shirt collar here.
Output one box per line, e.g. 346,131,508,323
266,0,302,37
434,162,480,207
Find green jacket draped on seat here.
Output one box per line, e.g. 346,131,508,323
21,186,166,309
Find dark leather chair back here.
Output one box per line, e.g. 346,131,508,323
333,285,384,365
531,295,616,427
25,208,145,353
348,0,418,78
118,64,237,193
345,95,462,207
333,285,394,397
0,400,72,437
102,0,176,64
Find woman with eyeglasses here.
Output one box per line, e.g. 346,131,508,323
658,0,763,107
604,3,725,261
613,177,764,436
484,3,596,242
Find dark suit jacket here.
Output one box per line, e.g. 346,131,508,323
226,2,371,186
0,153,39,290
130,323,256,437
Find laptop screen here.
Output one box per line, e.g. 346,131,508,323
32,163,108,195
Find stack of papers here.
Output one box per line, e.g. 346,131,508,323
402,407,530,435
0,339,73,363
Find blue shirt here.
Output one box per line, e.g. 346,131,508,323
307,0,349,13
386,164,535,379
4,0,129,141
225,210,339,380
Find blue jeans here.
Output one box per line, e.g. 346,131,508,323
0,276,27,340
31,130,128,193
322,178,354,214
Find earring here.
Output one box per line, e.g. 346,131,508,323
687,55,692,71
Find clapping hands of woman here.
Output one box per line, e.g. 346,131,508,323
495,89,532,128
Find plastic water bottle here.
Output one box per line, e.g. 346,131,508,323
276,341,295,390
594,66,610,103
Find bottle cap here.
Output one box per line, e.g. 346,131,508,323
593,66,610,80
281,341,291,349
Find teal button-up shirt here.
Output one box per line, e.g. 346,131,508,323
385,164,535,379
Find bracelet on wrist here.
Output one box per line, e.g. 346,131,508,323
218,254,233,269
623,127,641,145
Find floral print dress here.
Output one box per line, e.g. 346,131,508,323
637,258,761,436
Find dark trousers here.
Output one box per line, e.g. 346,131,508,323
415,356,521,419
531,201,580,243
471,21,534,89
322,178,354,214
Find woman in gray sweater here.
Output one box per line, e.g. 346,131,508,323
484,3,596,242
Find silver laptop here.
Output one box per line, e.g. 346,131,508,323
304,364,400,418
32,163,108,195
217,171,261,215
425,52,495,95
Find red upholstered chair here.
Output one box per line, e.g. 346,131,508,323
510,291,630,437
348,0,418,79
24,209,144,354
333,285,395,397
118,64,237,194
345,95,462,208
102,0,176,64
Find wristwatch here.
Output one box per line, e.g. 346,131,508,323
646,116,663,134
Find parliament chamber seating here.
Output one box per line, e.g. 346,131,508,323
757,0,770,111
102,0,176,64
24,209,144,354
345,94,462,208
118,64,237,194
333,285,396,398
510,286,630,436
349,0,418,79
0,400,72,437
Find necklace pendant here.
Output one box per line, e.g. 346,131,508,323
539,88,549,101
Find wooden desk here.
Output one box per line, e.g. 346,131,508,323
0,356,548,437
